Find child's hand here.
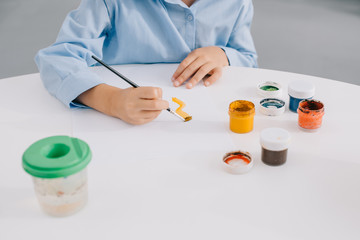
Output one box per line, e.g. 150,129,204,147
172,46,229,89
111,87,169,125
77,84,169,125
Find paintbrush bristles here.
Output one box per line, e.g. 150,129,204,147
184,116,192,122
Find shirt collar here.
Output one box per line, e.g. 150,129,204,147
162,0,199,9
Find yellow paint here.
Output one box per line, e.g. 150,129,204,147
172,97,192,122
228,100,255,133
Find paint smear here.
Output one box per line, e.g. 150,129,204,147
172,97,192,122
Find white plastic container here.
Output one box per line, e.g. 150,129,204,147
260,128,291,166
222,151,253,174
23,136,91,217
32,169,88,217
257,81,282,98
288,80,315,112
259,98,285,116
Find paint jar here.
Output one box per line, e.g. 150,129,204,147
259,98,285,116
288,80,315,112
260,128,291,166
297,99,325,131
257,81,282,98
228,100,255,134
222,151,253,174
22,136,92,217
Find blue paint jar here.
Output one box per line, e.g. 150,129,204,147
288,80,315,113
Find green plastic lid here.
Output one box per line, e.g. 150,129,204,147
22,136,92,178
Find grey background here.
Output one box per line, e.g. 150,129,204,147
0,0,359,85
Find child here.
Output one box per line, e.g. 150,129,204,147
35,0,257,125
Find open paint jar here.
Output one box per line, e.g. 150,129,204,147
228,100,255,133
297,99,325,131
22,136,91,217
260,128,291,166
288,80,315,112
257,81,282,98
259,98,285,116
222,151,253,174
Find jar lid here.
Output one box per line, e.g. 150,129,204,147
222,151,253,174
228,100,255,117
259,98,285,116
288,80,315,99
22,136,91,178
260,128,291,151
257,81,282,98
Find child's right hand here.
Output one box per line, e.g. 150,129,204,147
111,86,169,125
76,84,169,125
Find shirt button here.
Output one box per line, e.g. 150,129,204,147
187,14,193,22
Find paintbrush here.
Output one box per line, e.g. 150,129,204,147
91,55,187,122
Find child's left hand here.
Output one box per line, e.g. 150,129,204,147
171,46,229,89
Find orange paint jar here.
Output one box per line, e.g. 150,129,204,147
297,99,324,131
228,100,255,133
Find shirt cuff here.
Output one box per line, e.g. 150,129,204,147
220,46,258,68
57,69,104,108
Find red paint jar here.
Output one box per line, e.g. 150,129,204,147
297,99,325,131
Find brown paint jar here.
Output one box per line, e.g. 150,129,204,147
261,148,288,166
260,128,291,166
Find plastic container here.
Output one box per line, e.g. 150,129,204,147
22,136,91,217
260,128,291,166
257,81,282,98
288,80,315,112
228,100,255,133
259,98,285,116
297,99,325,131
222,151,253,174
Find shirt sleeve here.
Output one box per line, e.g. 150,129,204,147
221,0,258,68
35,0,112,108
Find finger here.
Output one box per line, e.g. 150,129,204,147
139,110,163,119
173,57,207,87
136,99,169,111
134,87,163,99
172,51,198,82
186,63,215,89
126,110,160,125
203,67,223,87
130,118,152,125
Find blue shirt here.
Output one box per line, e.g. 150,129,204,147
35,0,258,108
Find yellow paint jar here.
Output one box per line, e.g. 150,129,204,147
228,100,255,134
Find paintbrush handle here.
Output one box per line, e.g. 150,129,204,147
167,108,185,121
92,55,185,122
92,55,139,88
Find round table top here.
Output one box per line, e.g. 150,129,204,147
1,64,359,240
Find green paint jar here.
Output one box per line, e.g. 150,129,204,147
22,136,91,217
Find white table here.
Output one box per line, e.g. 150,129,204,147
1,64,359,240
